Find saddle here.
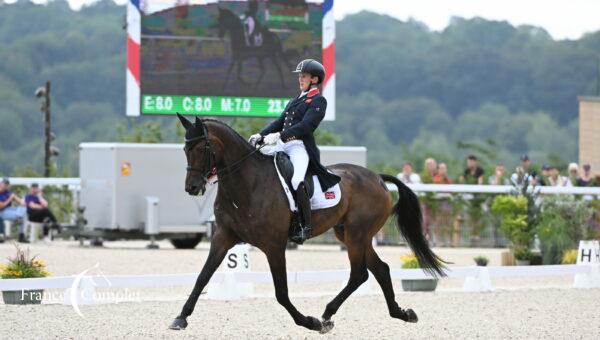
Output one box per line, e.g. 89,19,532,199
275,152,314,199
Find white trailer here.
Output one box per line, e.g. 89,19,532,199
78,143,366,248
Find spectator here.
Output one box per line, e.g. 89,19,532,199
576,164,595,187
567,163,579,186
0,178,27,242
433,163,452,184
431,163,453,246
511,166,530,186
397,161,421,184
520,154,541,185
420,158,437,184
537,164,550,186
488,163,509,185
25,183,60,242
460,155,484,184
547,166,572,187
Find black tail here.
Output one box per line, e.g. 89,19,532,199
380,174,447,277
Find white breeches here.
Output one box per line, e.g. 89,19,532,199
262,140,309,190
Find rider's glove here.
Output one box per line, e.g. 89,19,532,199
248,133,263,147
263,132,281,145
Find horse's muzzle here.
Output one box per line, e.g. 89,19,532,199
185,182,206,196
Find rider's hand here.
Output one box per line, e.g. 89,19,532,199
248,133,263,147
263,132,281,145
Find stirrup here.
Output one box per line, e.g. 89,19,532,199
290,226,311,245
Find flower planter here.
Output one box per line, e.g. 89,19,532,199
2,289,44,305
401,279,438,292
515,260,530,266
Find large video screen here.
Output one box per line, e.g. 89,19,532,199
126,0,335,119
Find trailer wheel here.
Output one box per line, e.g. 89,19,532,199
170,234,204,249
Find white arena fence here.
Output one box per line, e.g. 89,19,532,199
0,264,598,304
7,177,600,247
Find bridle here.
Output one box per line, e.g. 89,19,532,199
184,123,265,183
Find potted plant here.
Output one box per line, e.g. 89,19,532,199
0,245,50,305
400,253,438,291
535,195,594,264
491,194,535,266
514,247,532,266
473,255,489,266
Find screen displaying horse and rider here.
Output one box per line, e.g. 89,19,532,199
137,0,332,118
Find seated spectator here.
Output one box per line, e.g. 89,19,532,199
511,166,531,186
547,166,572,187
488,163,509,185
460,155,484,184
568,163,579,186
0,178,27,242
576,164,595,187
433,163,452,184
397,161,421,184
420,158,437,183
25,183,60,242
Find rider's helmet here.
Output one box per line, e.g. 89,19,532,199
293,59,325,85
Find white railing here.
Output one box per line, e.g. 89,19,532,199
8,177,80,189
8,177,599,196
392,183,600,196
0,264,598,299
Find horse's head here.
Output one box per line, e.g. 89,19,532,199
177,114,217,196
216,6,242,40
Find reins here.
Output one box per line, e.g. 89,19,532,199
185,123,265,182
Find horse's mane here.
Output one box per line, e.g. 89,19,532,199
202,118,269,159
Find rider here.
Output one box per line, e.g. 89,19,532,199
248,59,341,244
242,0,261,47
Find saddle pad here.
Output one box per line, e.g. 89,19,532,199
273,157,341,212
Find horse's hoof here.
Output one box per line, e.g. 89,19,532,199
405,309,418,323
306,316,322,331
320,319,334,334
169,317,188,330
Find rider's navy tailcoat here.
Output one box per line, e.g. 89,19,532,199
261,88,341,192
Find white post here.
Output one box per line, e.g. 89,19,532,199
206,243,253,300
462,266,493,292
573,240,600,288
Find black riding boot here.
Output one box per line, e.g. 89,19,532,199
291,182,312,244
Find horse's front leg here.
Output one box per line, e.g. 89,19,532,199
169,227,238,330
265,248,323,332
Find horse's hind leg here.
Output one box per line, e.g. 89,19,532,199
265,247,323,332
366,245,418,323
320,236,369,333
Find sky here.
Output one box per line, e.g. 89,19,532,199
4,0,600,40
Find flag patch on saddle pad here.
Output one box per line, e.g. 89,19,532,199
272,157,342,212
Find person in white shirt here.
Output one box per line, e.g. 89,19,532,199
547,166,572,187
397,161,421,184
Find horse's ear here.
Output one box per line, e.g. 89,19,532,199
176,113,192,130
195,116,203,127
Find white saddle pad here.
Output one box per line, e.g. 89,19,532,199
273,157,342,212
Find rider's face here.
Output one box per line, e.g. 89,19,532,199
298,73,317,91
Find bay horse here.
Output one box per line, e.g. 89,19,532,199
217,7,292,89
170,115,446,333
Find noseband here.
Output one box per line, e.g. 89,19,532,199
185,124,216,182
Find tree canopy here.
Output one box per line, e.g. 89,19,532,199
0,1,596,177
